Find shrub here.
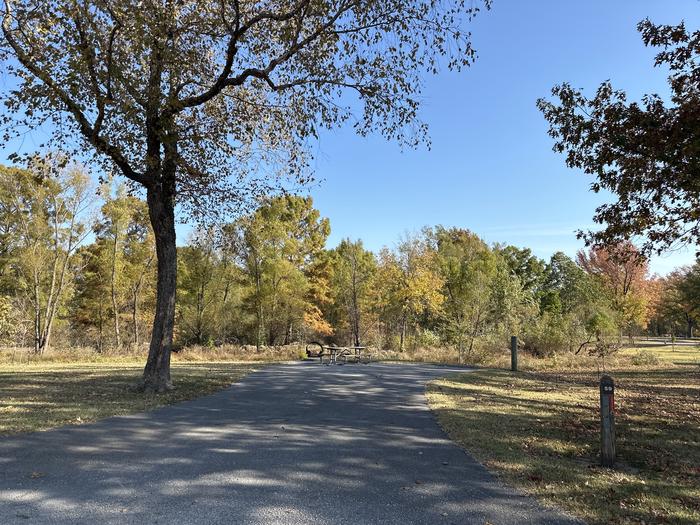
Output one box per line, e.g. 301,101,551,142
522,312,570,357
629,350,660,366
415,329,442,349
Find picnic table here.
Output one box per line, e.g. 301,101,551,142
305,342,373,365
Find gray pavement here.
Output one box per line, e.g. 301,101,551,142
0,362,582,524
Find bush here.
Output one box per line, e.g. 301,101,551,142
587,340,622,358
415,329,442,349
522,313,570,357
630,349,660,366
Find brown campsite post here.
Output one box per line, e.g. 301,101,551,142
600,375,616,467
510,336,518,372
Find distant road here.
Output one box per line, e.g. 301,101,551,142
0,362,581,524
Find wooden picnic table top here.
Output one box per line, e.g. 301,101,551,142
305,343,373,364
323,346,368,356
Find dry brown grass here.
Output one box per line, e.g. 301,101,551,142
0,342,312,435
0,360,259,435
0,343,307,365
427,346,700,525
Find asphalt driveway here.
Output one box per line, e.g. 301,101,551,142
0,362,581,524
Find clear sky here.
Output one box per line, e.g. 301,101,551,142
1,1,698,274
306,0,700,275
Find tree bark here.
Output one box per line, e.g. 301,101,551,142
98,297,104,353
141,179,176,392
131,288,139,347
351,260,361,347
131,253,153,348
687,315,694,339
399,314,407,352
284,318,292,345
111,231,121,349
33,269,40,353
253,255,264,350
196,282,205,344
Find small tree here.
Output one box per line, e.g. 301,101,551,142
328,239,376,346
533,252,615,355
576,242,650,339
0,158,92,353
177,230,220,346
72,242,110,350
236,195,330,347
674,263,700,338
1,0,490,390
656,264,700,338
432,227,496,362
74,187,155,349
96,184,131,349
122,201,156,347
377,234,444,351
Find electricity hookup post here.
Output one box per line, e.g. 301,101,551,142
510,336,518,372
600,375,616,468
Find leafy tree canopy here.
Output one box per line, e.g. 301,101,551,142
538,19,700,255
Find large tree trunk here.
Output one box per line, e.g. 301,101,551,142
141,180,176,392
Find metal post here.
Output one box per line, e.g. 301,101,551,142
600,375,616,467
510,336,518,372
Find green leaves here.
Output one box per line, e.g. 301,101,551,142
235,195,331,345
0,158,93,352
72,183,155,350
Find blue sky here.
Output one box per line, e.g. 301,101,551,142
307,0,700,275
1,1,699,274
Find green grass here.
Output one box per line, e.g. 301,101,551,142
619,339,700,367
427,359,700,524
0,361,258,435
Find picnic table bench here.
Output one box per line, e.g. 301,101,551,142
305,342,373,365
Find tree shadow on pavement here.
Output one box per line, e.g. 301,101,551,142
0,363,582,525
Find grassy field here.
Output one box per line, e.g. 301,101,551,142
618,338,700,366
427,345,700,525
0,360,258,435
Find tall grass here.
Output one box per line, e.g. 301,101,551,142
0,343,307,365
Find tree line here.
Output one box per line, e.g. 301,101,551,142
1,161,697,360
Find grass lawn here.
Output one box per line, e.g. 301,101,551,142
0,360,258,435
619,339,700,367
427,348,700,525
